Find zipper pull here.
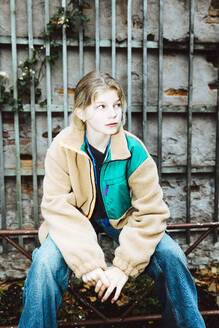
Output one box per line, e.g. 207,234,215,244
103,185,109,196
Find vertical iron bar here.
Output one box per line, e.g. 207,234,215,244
157,0,163,181
214,48,219,242
95,0,100,72
10,0,23,246
142,0,148,145
186,0,195,244
79,25,84,78
111,0,116,78
0,45,6,251
0,110,7,251
27,0,39,230
127,0,132,132
45,0,52,145
62,0,68,127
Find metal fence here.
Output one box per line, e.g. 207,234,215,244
0,0,218,247
1,0,218,242
0,0,219,326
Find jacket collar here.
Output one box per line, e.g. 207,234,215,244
60,113,131,161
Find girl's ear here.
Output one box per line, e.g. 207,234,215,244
74,108,85,122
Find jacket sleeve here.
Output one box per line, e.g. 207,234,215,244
40,149,107,279
113,151,169,278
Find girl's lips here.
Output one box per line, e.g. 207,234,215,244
106,123,118,126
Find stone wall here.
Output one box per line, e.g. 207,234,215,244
0,0,218,279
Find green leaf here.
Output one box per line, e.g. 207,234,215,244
80,15,89,22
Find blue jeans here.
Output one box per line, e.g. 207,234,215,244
18,232,206,328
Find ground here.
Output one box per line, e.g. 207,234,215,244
0,269,218,327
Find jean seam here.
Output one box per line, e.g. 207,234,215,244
60,267,71,289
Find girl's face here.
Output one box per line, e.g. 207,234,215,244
83,88,122,139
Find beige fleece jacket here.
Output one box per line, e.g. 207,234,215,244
39,115,170,279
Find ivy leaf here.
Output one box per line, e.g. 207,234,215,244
80,15,89,22
19,81,27,86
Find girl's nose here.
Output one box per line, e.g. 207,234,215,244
108,106,117,117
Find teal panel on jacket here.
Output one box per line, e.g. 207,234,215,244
125,134,148,179
82,134,148,221
100,160,131,220
100,136,148,221
81,141,86,153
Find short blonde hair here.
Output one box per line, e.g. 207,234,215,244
74,71,127,121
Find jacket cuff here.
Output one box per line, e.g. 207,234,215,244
73,261,107,279
113,257,147,279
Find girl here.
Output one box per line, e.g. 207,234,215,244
18,71,205,328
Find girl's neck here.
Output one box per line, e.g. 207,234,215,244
86,128,110,153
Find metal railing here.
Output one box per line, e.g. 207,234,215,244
0,222,219,327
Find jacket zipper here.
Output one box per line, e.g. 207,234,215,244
87,158,96,219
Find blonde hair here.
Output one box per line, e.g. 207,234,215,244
74,71,127,123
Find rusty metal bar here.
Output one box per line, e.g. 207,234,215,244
1,235,32,260
167,222,219,229
57,309,219,325
185,226,217,256
1,310,218,328
0,222,218,267
0,229,38,235
1,222,218,236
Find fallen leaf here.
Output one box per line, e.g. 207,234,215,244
208,282,217,293
116,294,129,307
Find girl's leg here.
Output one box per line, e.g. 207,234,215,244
18,236,71,328
146,233,206,328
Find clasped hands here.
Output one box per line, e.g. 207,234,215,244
82,267,128,304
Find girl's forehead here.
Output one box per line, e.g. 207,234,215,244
94,88,120,102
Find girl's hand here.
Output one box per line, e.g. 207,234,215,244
97,266,128,303
82,268,109,287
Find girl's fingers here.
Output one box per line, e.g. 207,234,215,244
95,280,102,293
101,284,115,302
97,284,107,298
82,269,109,289
82,274,88,283
111,285,122,304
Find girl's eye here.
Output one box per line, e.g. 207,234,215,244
97,104,105,110
115,102,121,108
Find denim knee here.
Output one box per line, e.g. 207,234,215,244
154,233,187,269
28,236,71,290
